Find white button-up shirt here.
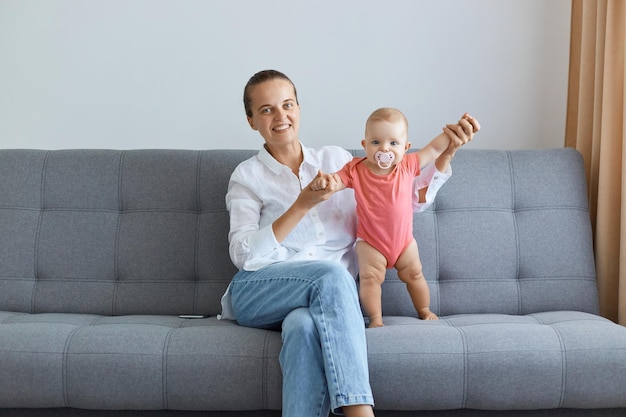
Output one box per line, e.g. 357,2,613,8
226,144,358,276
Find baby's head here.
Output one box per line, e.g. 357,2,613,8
365,107,409,135
362,108,410,170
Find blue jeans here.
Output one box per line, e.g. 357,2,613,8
230,260,374,417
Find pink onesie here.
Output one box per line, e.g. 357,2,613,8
336,152,420,268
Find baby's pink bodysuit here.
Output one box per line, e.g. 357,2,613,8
336,152,420,268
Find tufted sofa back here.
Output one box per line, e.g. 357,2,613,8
0,148,598,317
382,148,599,317
0,149,254,316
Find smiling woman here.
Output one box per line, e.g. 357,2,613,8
223,69,376,417
219,69,479,417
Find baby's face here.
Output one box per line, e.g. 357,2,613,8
361,120,410,172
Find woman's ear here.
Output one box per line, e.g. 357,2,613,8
247,116,258,131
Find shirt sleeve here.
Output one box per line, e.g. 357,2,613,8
226,174,281,270
335,158,356,188
412,162,452,212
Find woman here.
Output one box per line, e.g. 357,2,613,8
220,69,476,417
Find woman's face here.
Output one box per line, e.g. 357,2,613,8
246,78,301,149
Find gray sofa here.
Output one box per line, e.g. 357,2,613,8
0,148,625,417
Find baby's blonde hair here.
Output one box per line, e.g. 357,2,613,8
365,107,409,136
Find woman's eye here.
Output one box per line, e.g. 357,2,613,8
261,108,271,114
284,102,293,109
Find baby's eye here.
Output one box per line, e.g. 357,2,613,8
372,140,380,145
391,141,400,146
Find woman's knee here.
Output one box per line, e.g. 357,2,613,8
310,263,362,315
282,307,315,337
313,261,356,290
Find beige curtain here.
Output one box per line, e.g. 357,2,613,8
565,0,625,325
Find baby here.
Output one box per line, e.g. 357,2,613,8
313,108,478,327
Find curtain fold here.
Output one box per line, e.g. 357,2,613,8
565,0,625,325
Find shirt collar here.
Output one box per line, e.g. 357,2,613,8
257,142,320,175
301,145,320,169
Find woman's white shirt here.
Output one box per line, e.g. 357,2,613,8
227,144,359,275
413,161,452,211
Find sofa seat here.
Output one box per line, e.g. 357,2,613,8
2,310,625,412
0,312,282,411
368,312,626,410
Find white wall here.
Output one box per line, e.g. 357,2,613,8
0,0,571,150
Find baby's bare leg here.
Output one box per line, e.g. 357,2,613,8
395,240,438,320
356,241,387,328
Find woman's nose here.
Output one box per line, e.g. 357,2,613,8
274,108,286,119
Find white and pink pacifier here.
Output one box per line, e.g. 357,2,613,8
375,151,395,169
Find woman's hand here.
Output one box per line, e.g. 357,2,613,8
272,171,345,243
443,113,480,155
434,113,480,172
300,171,345,207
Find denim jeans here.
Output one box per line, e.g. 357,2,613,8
230,260,374,417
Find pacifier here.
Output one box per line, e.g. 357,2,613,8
375,151,395,169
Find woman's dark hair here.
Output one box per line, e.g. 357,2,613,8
243,70,298,117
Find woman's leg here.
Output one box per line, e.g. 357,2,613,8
230,261,374,415
281,307,330,417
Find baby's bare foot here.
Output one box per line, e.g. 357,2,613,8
368,316,384,328
419,309,438,320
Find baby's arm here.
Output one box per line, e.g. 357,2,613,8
418,113,480,170
416,133,451,169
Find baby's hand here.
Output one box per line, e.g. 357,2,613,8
310,170,329,191
461,113,480,134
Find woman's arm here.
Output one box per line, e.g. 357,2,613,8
412,114,480,210
226,180,272,270
227,170,344,268
273,171,344,242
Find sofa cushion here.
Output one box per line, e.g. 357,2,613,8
2,310,625,411
367,312,626,410
0,312,282,410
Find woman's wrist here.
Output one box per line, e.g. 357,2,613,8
272,200,310,243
